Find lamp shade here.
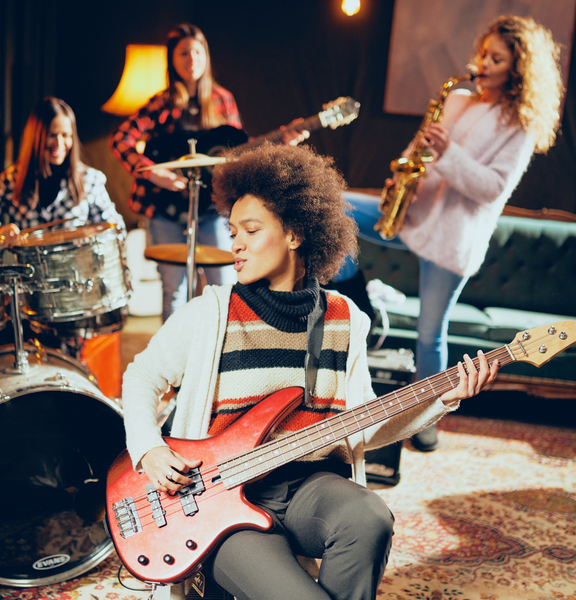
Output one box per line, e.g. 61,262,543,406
102,44,167,116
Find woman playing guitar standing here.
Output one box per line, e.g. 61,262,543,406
121,142,498,600
110,23,306,321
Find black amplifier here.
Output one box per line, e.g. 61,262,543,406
364,348,416,486
185,570,234,599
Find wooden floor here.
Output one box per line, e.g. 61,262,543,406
119,314,162,377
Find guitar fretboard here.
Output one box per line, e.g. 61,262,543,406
218,346,514,488
240,114,323,150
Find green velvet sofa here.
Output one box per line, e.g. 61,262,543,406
356,199,576,398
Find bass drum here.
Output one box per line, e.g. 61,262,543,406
0,345,126,587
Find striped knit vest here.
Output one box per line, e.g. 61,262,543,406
208,279,352,464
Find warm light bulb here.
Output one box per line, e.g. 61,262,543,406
342,0,360,16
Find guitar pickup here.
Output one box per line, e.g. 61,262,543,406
112,497,142,538
178,467,205,517
146,484,167,528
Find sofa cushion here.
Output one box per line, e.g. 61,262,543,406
385,297,492,338
483,307,576,342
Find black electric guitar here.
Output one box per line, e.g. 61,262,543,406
141,97,361,216
106,321,576,585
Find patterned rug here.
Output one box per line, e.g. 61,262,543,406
1,414,574,600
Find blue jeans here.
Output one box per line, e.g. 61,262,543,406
148,209,236,321
336,192,467,380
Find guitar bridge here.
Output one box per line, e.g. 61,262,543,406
112,497,142,538
146,484,167,527
178,467,206,516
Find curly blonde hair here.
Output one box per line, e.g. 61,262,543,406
474,15,564,153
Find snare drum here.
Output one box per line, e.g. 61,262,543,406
0,344,126,587
11,223,131,336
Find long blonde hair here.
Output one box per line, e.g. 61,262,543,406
165,23,222,130
474,15,564,153
12,97,84,208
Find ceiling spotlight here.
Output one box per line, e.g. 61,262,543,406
342,0,360,16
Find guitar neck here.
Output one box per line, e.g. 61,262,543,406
218,346,514,488
238,114,324,151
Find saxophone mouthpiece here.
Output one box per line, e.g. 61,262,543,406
466,65,479,81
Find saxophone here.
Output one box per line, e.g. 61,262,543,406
374,74,476,240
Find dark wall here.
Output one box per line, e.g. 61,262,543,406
2,0,576,226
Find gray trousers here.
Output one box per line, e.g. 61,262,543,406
205,468,394,600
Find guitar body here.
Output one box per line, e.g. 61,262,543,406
106,386,304,584
142,126,249,217
144,125,250,165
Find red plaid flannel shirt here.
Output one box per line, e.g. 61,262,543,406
110,85,242,218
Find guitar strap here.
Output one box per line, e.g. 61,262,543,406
305,288,326,405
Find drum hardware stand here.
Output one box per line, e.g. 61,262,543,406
0,264,38,374
185,138,206,301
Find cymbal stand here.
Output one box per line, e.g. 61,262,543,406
185,138,206,301
0,264,36,373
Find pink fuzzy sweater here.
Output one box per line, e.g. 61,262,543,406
399,89,535,277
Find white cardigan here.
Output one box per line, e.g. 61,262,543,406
399,90,535,277
122,284,459,487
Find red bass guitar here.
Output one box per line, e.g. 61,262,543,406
106,321,575,584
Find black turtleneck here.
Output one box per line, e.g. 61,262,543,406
233,277,320,333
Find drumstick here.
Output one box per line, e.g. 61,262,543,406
20,218,74,234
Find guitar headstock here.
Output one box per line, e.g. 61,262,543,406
507,321,576,367
318,97,360,130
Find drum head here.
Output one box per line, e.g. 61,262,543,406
14,223,116,248
0,388,126,587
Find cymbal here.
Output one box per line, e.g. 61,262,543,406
139,153,226,172
144,243,234,267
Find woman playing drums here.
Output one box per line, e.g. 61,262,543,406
0,97,127,345
0,96,125,233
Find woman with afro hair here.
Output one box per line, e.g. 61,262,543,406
121,142,497,600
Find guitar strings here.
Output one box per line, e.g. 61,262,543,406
217,329,561,486
130,347,508,525
124,329,564,529
218,346,513,486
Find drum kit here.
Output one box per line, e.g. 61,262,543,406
0,220,131,588
0,143,231,589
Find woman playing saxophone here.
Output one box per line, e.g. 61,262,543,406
329,15,564,451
